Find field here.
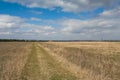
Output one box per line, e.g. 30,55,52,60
0,42,120,80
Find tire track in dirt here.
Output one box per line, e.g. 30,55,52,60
20,43,41,80
20,43,78,80
37,44,78,80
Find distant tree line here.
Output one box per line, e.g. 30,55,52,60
0,39,48,42
0,39,120,42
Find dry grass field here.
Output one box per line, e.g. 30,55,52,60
0,42,31,80
40,42,120,80
0,42,120,80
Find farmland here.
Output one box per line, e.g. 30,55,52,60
0,42,120,80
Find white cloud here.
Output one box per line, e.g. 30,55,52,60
43,26,54,30
0,15,56,38
60,7,120,39
23,25,56,36
0,6,120,40
30,17,42,21
4,0,120,12
100,7,120,18
0,15,24,29
0,32,12,35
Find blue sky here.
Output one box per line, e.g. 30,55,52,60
0,0,120,40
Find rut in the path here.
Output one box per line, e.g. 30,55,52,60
37,44,78,80
20,43,78,80
20,43,41,80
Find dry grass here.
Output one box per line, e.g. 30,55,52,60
40,42,120,80
37,44,77,80
20,43,41,80
46,42,120,55
0,42,77,80
0,42,120,80
0,42,31,80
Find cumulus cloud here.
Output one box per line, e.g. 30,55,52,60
60,7,120,39
100,7,120,18
4,0,120,12
0,32,12,35
0,15,24,29
0,14,56,39
0,5,120,40
23,25,56,35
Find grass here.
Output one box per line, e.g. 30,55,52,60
37,45,77,80
0,42,30,80
40,42,120,80
0,42,119,80
20,43,41,80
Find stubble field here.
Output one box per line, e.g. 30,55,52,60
0,42,120,80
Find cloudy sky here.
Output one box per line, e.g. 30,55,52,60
0,0,120,40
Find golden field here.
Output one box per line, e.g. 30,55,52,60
0,42,120,80
40,42,120,80
0,42,30,80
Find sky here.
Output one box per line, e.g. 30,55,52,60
0,0,120,40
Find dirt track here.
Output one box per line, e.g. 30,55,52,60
20,43,78,80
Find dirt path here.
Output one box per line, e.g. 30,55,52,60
20,43,41,80
20,43,78,80
37,44,78,80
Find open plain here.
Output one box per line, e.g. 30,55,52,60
0,42,120,80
